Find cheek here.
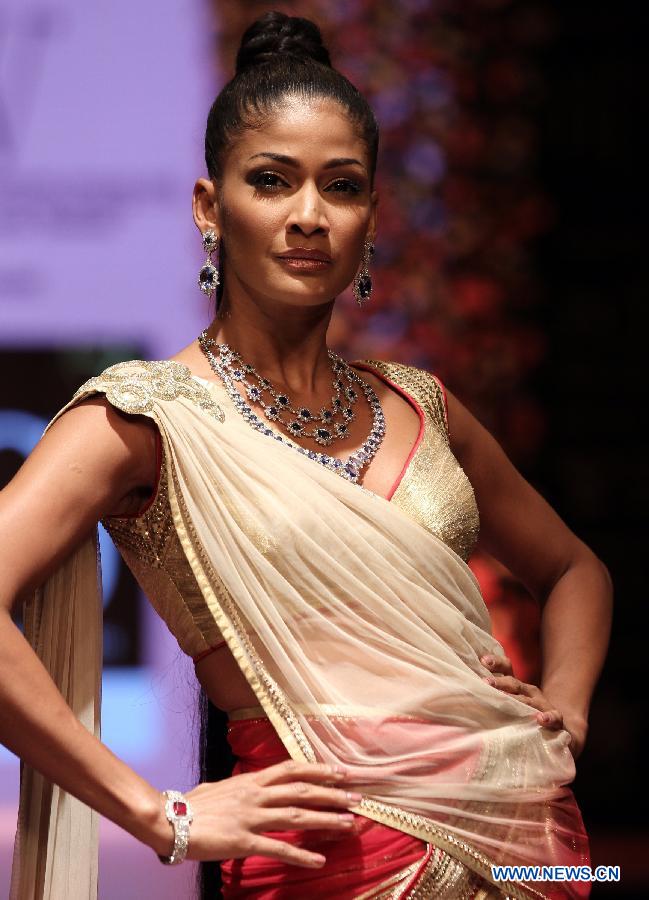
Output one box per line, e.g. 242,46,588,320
333,214,369,266
223,204,280,247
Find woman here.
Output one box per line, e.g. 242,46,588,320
1,11,612,900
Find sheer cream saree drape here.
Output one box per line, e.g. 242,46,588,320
10,360,589,900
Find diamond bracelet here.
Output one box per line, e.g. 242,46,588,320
156,790,193,865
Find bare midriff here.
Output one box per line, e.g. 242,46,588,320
194,643,260,712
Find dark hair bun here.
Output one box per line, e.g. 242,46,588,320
235,11,331,75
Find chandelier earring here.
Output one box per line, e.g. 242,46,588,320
198,229,220,298
352,239,375,307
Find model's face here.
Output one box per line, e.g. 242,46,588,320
211,96,377,307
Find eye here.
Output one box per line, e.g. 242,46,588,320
325,178,362,195
250,171,288,192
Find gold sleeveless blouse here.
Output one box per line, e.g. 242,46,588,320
92,359,480,661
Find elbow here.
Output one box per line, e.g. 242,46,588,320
580,546,614,612
596,555,614,604
583,542,613,588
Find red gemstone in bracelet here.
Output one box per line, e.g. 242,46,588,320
173,800,187,816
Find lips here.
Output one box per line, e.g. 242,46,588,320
276,248,332,262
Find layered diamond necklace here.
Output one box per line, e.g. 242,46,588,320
197,328,386,484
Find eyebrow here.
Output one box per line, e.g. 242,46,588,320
247,152,366,171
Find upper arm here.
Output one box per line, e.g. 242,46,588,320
445,387,595,600
0,395,158,612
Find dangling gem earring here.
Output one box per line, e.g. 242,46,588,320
198,230,220,297
352,239,374,307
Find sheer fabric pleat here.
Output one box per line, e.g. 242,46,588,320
9,529,102,899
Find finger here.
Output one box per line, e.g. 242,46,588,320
256,759,347,787
510,694,551,714
481,654,513,676
261,782,363,810
246,833,327,869
537,709,564,730
255,806,357,833
483,675,535,697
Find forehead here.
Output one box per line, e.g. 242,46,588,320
229,96,369,169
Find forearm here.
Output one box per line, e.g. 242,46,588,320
539,549,613,728
0,609,171,855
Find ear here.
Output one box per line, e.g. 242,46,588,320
192,178,221,237
367,188,378,243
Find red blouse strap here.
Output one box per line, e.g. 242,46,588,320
192,640,227,664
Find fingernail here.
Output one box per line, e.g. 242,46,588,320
540,713,551,724
309,854,326,867
331,765,346,776
339,813,355,823
483,656,495,667
483,676,496,686
346,791,363,802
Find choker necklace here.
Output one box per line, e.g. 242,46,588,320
197,328,386,484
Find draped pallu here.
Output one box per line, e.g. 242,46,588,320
10,359,590,900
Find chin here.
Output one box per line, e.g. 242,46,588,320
271,277,340,304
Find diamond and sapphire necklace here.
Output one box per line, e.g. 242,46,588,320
197,328,386,484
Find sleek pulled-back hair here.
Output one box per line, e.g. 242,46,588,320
204,11,379,184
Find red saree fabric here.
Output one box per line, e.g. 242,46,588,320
219,717,428,898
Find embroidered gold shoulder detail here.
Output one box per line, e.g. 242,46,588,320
355,359,448,444
73,358,225,422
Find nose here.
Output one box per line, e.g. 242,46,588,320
285,182,329,237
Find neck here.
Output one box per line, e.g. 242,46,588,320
204,290,339,396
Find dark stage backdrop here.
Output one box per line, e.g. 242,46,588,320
209,1,643,895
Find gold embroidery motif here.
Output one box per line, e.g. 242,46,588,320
72,358,225,422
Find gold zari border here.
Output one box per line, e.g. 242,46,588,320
227,703,441,722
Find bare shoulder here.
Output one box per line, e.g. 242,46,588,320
41,393,158,494
0,394,158,608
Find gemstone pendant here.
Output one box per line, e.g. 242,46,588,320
357,275,372,299
198,263,219,295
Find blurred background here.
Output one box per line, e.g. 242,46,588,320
0,0,645,897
